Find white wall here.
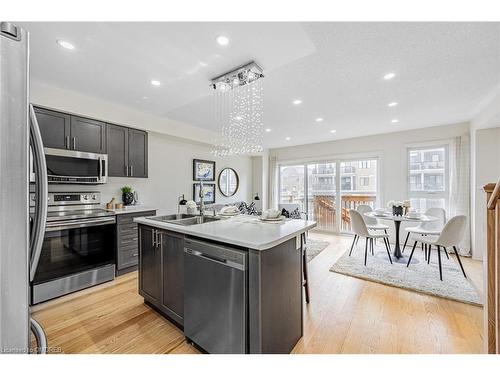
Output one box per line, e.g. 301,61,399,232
268,122,470,244
48,131,252,213
31,81,218,144
471,127,500,259
470,85,500,259
31,81,253,213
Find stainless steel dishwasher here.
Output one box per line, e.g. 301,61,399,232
184,238,247,354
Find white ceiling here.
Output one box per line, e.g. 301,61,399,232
20,22,500,148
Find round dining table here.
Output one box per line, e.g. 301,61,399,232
364,212,438,262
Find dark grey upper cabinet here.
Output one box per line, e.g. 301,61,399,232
34,107,70,150
106,125,148,178
34,106,106,153
70,116,106,154
34,106,147,175
128,129,148,178
139,225,161,303
106,124,129,177
161,231,184,320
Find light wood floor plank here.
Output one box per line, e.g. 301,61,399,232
32,232,483,354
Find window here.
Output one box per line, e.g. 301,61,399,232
359,160,370,169
341,176,354,190
407,146,448,212
359,176,370,186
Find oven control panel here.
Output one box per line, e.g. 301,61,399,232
30,192,101,206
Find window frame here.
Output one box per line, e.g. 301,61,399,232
406,143,450,211
277,153,381,234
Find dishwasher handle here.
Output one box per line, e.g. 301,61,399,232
184,248,245,271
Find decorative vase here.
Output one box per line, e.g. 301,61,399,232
122,192,134,206
392,205,403,216
187,207,196,215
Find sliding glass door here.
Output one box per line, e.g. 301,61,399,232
340,159,378,232
307,162,336,231
279,165,306,211
278,157,379,233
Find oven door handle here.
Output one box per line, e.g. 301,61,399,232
29,104,48,282
45,217,116,232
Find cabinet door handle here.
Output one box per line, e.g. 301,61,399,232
125,165,129,176
152,229,156,247
130,165,133,177
65,136,70,149
72,137,76,150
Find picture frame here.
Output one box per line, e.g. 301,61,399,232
193,183,216,204
193,159,216,181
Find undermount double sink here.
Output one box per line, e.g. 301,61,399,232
149,214,221,226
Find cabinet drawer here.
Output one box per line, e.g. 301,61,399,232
119,247,139,269
119,223,138,234
119,234,139,246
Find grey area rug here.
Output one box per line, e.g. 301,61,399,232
330,243,482,306
306,238,329,263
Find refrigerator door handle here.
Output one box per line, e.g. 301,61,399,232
30,318,47,354
29,104,48,281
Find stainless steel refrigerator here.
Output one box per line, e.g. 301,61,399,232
0,22,48,354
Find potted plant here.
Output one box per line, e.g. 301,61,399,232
121,186,134,206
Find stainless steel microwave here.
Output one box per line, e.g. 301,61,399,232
44,148,108,184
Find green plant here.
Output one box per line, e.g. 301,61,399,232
121,186,133,194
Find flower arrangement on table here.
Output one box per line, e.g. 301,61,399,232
387,200,404,216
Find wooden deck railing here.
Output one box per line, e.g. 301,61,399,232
340,195,376,231
484,178,500,354
308,194,376,231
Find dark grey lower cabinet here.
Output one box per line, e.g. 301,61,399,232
139,225,161,304
160,231,184,324
116,211,156,275
138,225,184,326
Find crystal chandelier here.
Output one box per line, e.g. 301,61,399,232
211,62,264,157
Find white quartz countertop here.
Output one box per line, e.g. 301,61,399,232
106,206,157,215
134,214,317,251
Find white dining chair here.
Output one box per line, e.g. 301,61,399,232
349,210,392,266
356,204,390,233
405,215,467,281
402,207,447,261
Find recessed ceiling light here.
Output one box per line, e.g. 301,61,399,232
216,35,229,46
388,102,398,107
265,128,272,132
56,40,75,50
292,99,302,105
391,119,399,123
142,96,149,100
235,116,243,121
285,137,291,141
330,129,337,133
315,118,324,122
383,72,396,80
150,80,161,86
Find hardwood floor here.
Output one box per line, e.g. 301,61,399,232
31,232,483,354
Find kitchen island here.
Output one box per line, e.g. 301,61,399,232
134,214,316,354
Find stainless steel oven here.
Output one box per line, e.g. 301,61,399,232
44,148,107,184
30,192,116,304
